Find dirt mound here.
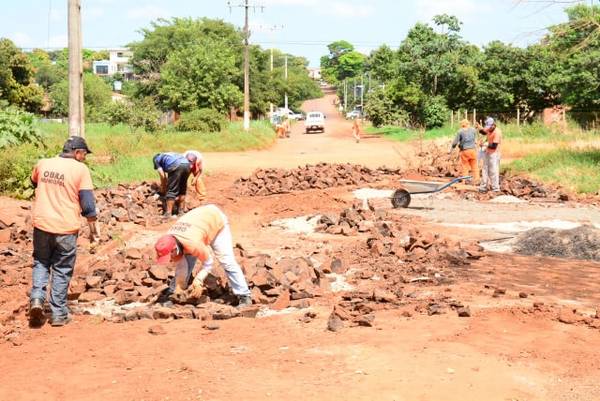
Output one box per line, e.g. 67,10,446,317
514,225,600,261
234,163,384,196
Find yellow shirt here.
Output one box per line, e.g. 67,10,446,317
31,156,94,234
168,204,225,261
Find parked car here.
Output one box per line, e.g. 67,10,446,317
304,111,325,134
346,109,362,119
277,108,303,121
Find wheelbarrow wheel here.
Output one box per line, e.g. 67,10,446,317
391,189,411,208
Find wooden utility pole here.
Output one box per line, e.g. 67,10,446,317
68,0,84,137
284,55,288,111
228,1,264,131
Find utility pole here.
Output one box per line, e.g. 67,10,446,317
68,0,84,137
360,74,364,111
344,79,347,112
284,54,288,111
228,1,264,132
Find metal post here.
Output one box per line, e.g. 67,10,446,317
344,79,347,111
517,107,520,127
472,108,476,125
450,110,454,128
68,0,83,137
269,48,273,117
360,74,364,111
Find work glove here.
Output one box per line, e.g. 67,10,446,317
189,269,209,298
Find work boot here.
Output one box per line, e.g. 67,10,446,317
29,298,44,326
236,295,252,308
50,314,72,327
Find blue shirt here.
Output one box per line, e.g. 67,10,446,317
153,152,188,172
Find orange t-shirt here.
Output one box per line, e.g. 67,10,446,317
486,126,502,154
168,204,225,261
31,156,94,234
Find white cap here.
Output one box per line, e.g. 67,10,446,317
184,150,203,161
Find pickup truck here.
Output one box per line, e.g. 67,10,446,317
304,111,325,134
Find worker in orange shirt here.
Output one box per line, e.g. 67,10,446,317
184,150,207,202
154,204,252,307
352,117,361,143
29,136,99,327
449,119,479,184
476,117,503,193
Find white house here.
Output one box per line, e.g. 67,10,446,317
92,48,134,79
308,67,321,80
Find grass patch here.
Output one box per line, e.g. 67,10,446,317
506,147,600,194
366,122,599,144
1,121,276,195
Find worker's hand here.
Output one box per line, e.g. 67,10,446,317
88,219,101,243
189,270,208,298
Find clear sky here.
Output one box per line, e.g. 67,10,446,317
1,0,580,67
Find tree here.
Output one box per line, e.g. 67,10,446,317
50,72,112,120
320,40,366,83
158,39,242,113
0,38,44,112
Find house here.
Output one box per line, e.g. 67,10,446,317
308,67,321,80
92,48,134,79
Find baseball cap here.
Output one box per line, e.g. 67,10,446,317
63,136,93,154
155,234,177,264
484,117,495,128
186,153,198,165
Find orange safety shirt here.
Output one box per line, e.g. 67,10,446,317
486,126,502,154
31,156,94,234
167,204,225,261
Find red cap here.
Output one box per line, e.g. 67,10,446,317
155,235,177,264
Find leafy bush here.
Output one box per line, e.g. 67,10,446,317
176,108,227,132
0,105,42,149
364,89,410,128
421,96,449,129
49,72,112,120
0,143,60,199
100,101,132,126
129,98,161,133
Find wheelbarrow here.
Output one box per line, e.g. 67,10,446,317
391,176,471,208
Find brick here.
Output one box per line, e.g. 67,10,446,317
271,289,291,311
85,275,103,288
149,265,170,281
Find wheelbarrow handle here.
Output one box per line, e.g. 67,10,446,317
409,176,471,195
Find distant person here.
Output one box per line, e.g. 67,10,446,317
154,204,252,308
153,152,196,216
449,119,479,184
352,117,361,143
29,136,99,327
476,117,503,193
184,150,207,202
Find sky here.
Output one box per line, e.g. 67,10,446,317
0,0,582,67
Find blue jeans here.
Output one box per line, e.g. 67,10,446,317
31,228,78,317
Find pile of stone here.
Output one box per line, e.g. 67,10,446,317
499,176,567,200
94,182,165,227
315,200,379,235
234,163,382,196
67,244,326,322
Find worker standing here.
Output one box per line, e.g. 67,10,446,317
29,136,99,327
154,204,252,307
352,117,361,143
184,150,207,202
449,119,479,184
153,152,196,217
476,117,503,193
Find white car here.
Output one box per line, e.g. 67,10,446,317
346,110,362,119
304,111,325,134
278,108,303,121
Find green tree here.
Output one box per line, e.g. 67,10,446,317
159,39,242,113
50,72,112,120
320,40,365,83
0,38,44,112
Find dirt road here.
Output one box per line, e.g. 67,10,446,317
1,93,600,401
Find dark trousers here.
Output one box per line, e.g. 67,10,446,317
31,228,78,317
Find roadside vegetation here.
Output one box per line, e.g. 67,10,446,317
0,120,275,197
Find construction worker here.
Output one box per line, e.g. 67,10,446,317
449,119,479,184
184,150,207,202
153,152,196,216
29,136,99,327
476,117,503,193
352,117,361,143
154,204,252,307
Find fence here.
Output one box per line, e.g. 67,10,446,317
450,109,600,131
